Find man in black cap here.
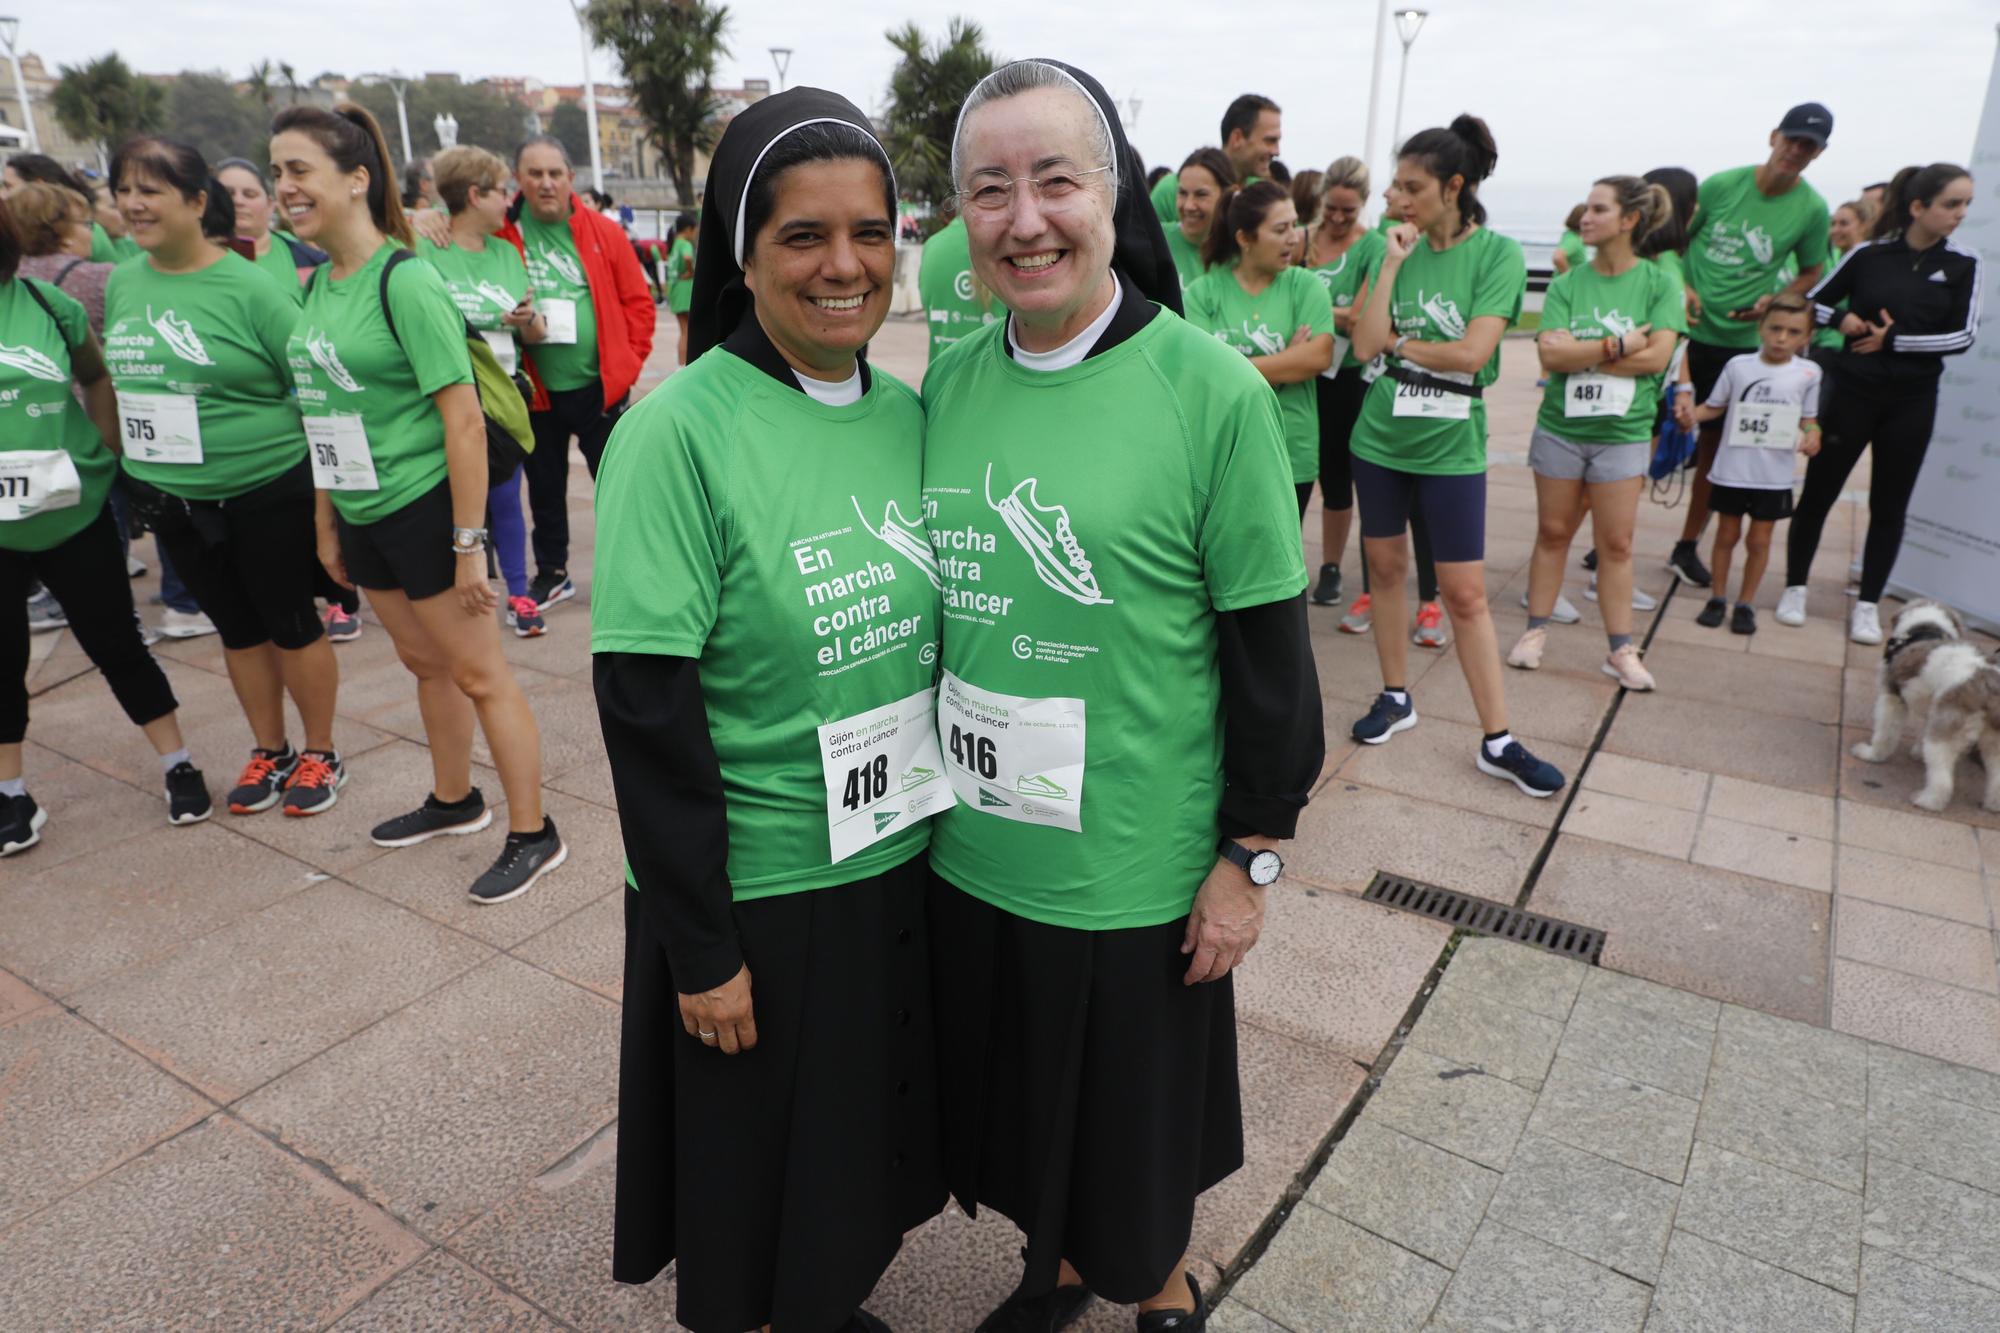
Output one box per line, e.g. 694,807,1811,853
1667,102,1835,586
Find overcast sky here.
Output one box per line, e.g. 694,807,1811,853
26,0,2000,232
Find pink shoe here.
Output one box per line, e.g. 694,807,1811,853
1602,644,1657,691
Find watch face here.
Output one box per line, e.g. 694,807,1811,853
1249,850,1282,886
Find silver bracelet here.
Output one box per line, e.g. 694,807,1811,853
451,526,489,554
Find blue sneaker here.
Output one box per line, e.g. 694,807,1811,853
1477,741,1566,798
1352,692,1418,745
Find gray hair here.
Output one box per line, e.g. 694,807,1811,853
949,60,1120,199
514,134,572,170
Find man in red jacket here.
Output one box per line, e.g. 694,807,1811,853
501,136,655,613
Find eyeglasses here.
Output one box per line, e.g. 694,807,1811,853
953,165,1113,215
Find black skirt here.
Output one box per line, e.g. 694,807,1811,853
614,853,944,1333
927,869,1244,1306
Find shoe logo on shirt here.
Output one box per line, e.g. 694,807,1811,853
1593,307,1638,337
852,495,942,590
148,306,215,366
1016,773,1069,799
304,328,362,393
1232,319,1289,356
1744,226,1775,266
0,341,67,382
476,281,520,310
540,246,584,287
1419,290,1467,339
985,464,1114,606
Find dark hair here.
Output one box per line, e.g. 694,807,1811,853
0,193,23,283
1863,180,1890,193
270,102,411,246
1872,162,1971,241
1203,178,1290,269
1761,290,1812,326
400,157,431,210
1221,94,1280,146
201,177,237,240
1639,166,1698,259
110,136,210,204
741,121,893,260
1178,147,1238,192
1265,159,1291,185
673,211,697,235
1397,114,1498,234
215,157,270,195
1145,164,1170,191
2,152,91,197
1592,176,1673,255
1563,203,1585,232
1290,169,1323,227
514,134,572,169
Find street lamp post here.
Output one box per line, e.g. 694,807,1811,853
769,47,792,93
1389,8,1429,172
0,16,38,153
1123,95,1141,133
570,0,604,192
1361,0,1389,191
376,72,413,167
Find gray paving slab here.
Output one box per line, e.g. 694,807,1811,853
1676,1142,1863,1293
1525,1055,1700,1183
1426,1219,1651,1333
1405,974,1563,1091
1582,964,1722,1031
1436,936,1586,1022
1483,1133,1679,1283
1555,983,1717,1100
1695,1065,1866,1192
1207,1300,1291,1333
1645,1229,1856,1333
1855,1247,2000,1333
510,888,626,1002
1367,1046,1537,1171
1229,1204,1448,1333
1862,1155,2000,1293
1868,1078,2000,1197
329,1251,563,1331
1306,1118,1499,1267
1715,1002,1870,1110
1868,1041,2000,1116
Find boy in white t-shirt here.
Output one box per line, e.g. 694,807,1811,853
1689,294,1822,635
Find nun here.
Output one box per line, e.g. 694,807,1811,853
591,87,951,1333
921,60,1325,1331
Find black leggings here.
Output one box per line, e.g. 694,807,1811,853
2,504,178,744
1313,371,1438,600
1784,374,1938,603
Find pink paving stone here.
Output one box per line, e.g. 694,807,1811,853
1289,780,1545,902
1563,789,1702,861
1838,728,2000,834
1836,846,1992,927
1580,752,1711,813
510,888,627,1002
0,967,48,1027
1692,815,1835,894
1639,638,1844,725
1834,898,2000,995
1603,692,1840,796
1831,958,2000,1074
329,1251,563,1331
1836,797,1984,871
0,748,170,873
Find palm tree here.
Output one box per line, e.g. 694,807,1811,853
245,59,277,114
51,53,164,172
585,0,730,205
882,19,997,210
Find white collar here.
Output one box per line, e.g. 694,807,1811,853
1006,283,1121,373
793,363,864,406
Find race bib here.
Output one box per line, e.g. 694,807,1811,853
0,449,82,521
818,687,956,864
1391,369,1474,420
541,298,579,345
1729,402,1801,451
305,415,379,491
480,329,519,377
115,391,202,464
938,670,1086,832
1563,370,1636,420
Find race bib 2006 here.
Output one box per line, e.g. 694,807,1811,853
937,670,1086,832
1391,369,1474,420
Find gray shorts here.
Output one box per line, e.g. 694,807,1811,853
1528,424,1650,484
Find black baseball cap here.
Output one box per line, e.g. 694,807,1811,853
1776,103,1833,146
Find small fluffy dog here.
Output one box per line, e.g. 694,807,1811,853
1852,600,2000,812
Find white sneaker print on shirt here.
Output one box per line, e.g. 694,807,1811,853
540,247,584,286
305,328,362,392
1420,290,1467,339
985,463,1113,606
149,306,215,366
0,342,66,382
1745,226,1775,266
852,495,942,590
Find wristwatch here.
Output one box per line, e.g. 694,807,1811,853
1220,839,1283,886
1391,334,1410,360
451,526,490,555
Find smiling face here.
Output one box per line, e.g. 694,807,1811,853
218,165,273,240
116,163,206,256
1227,109,1282,180
1576,182,1634,248
1319,183,1363,240
1239,196,1298,275
1910,173,1973,240
957,85,1117,340
1828,203,1862,252
517,144,573,225
269,129,369,244
742,157,895,377
1764,132,1824,179
1177,163,1224,243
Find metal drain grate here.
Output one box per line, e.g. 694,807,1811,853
1362,872,1605,963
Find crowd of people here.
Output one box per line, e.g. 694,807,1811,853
0,56,1983,1333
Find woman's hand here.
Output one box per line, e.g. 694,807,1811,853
1287,323,1313,349
1181,857,1269,984
680,965,758,1054
409,209,451,248
455,550,497,616
1684,286,1703,324
1799,426,1822,458
1850,309,1895,355
318,531,353,590
1384,222,1418,263
1617,323,1654,358
1839,311,1869,338
1672,389,1695,433
502,290,538,330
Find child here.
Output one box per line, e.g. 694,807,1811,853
1689,293,1822,634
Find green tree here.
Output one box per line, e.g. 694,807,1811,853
549,101,592,167
342,78,535,164
585,0,730,204
166,72,267,167
882,19,997,209
51,53,165,169
244,59,278,115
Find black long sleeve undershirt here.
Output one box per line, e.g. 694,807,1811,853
593,652,742,994
1216,593,1324,840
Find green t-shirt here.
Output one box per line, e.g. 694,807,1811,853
592,349,940,895
1151,170,1181,225
287,244,473,525
1557,230,1588,270
1653,247,1686,293
519,210,599,390
419,235,529,375
1685,165,1829,348
251,237,309,306
104,252,309,501
90,221,141,266
1534,258,1688,445
920,307,1306,930
1350,227,1526,477
666,235,695,315
1183,264,1335,482
1301,227,1386,370
917,218,994,359
0,279,115,551
1164,224,1206,291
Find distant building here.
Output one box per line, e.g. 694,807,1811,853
0,52,104,174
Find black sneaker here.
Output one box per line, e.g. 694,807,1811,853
1476,740,1566,798
1310,563,1343,606
1351,691,1417,745
1731,603,1758,635
1581,547,1599,572
468,817,567,905
165,761,214,826
528,568,576,612
1136,1273,1208,1332
1,792,47,855
1695,597,1727,628
975,1282,1094,1333
1668,543,1712,587
371,789,492,847
281,751,347,817
228,745,299,815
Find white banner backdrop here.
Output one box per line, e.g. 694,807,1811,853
1889,28,2000,632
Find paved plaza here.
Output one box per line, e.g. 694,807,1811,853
3,310,1998,1330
